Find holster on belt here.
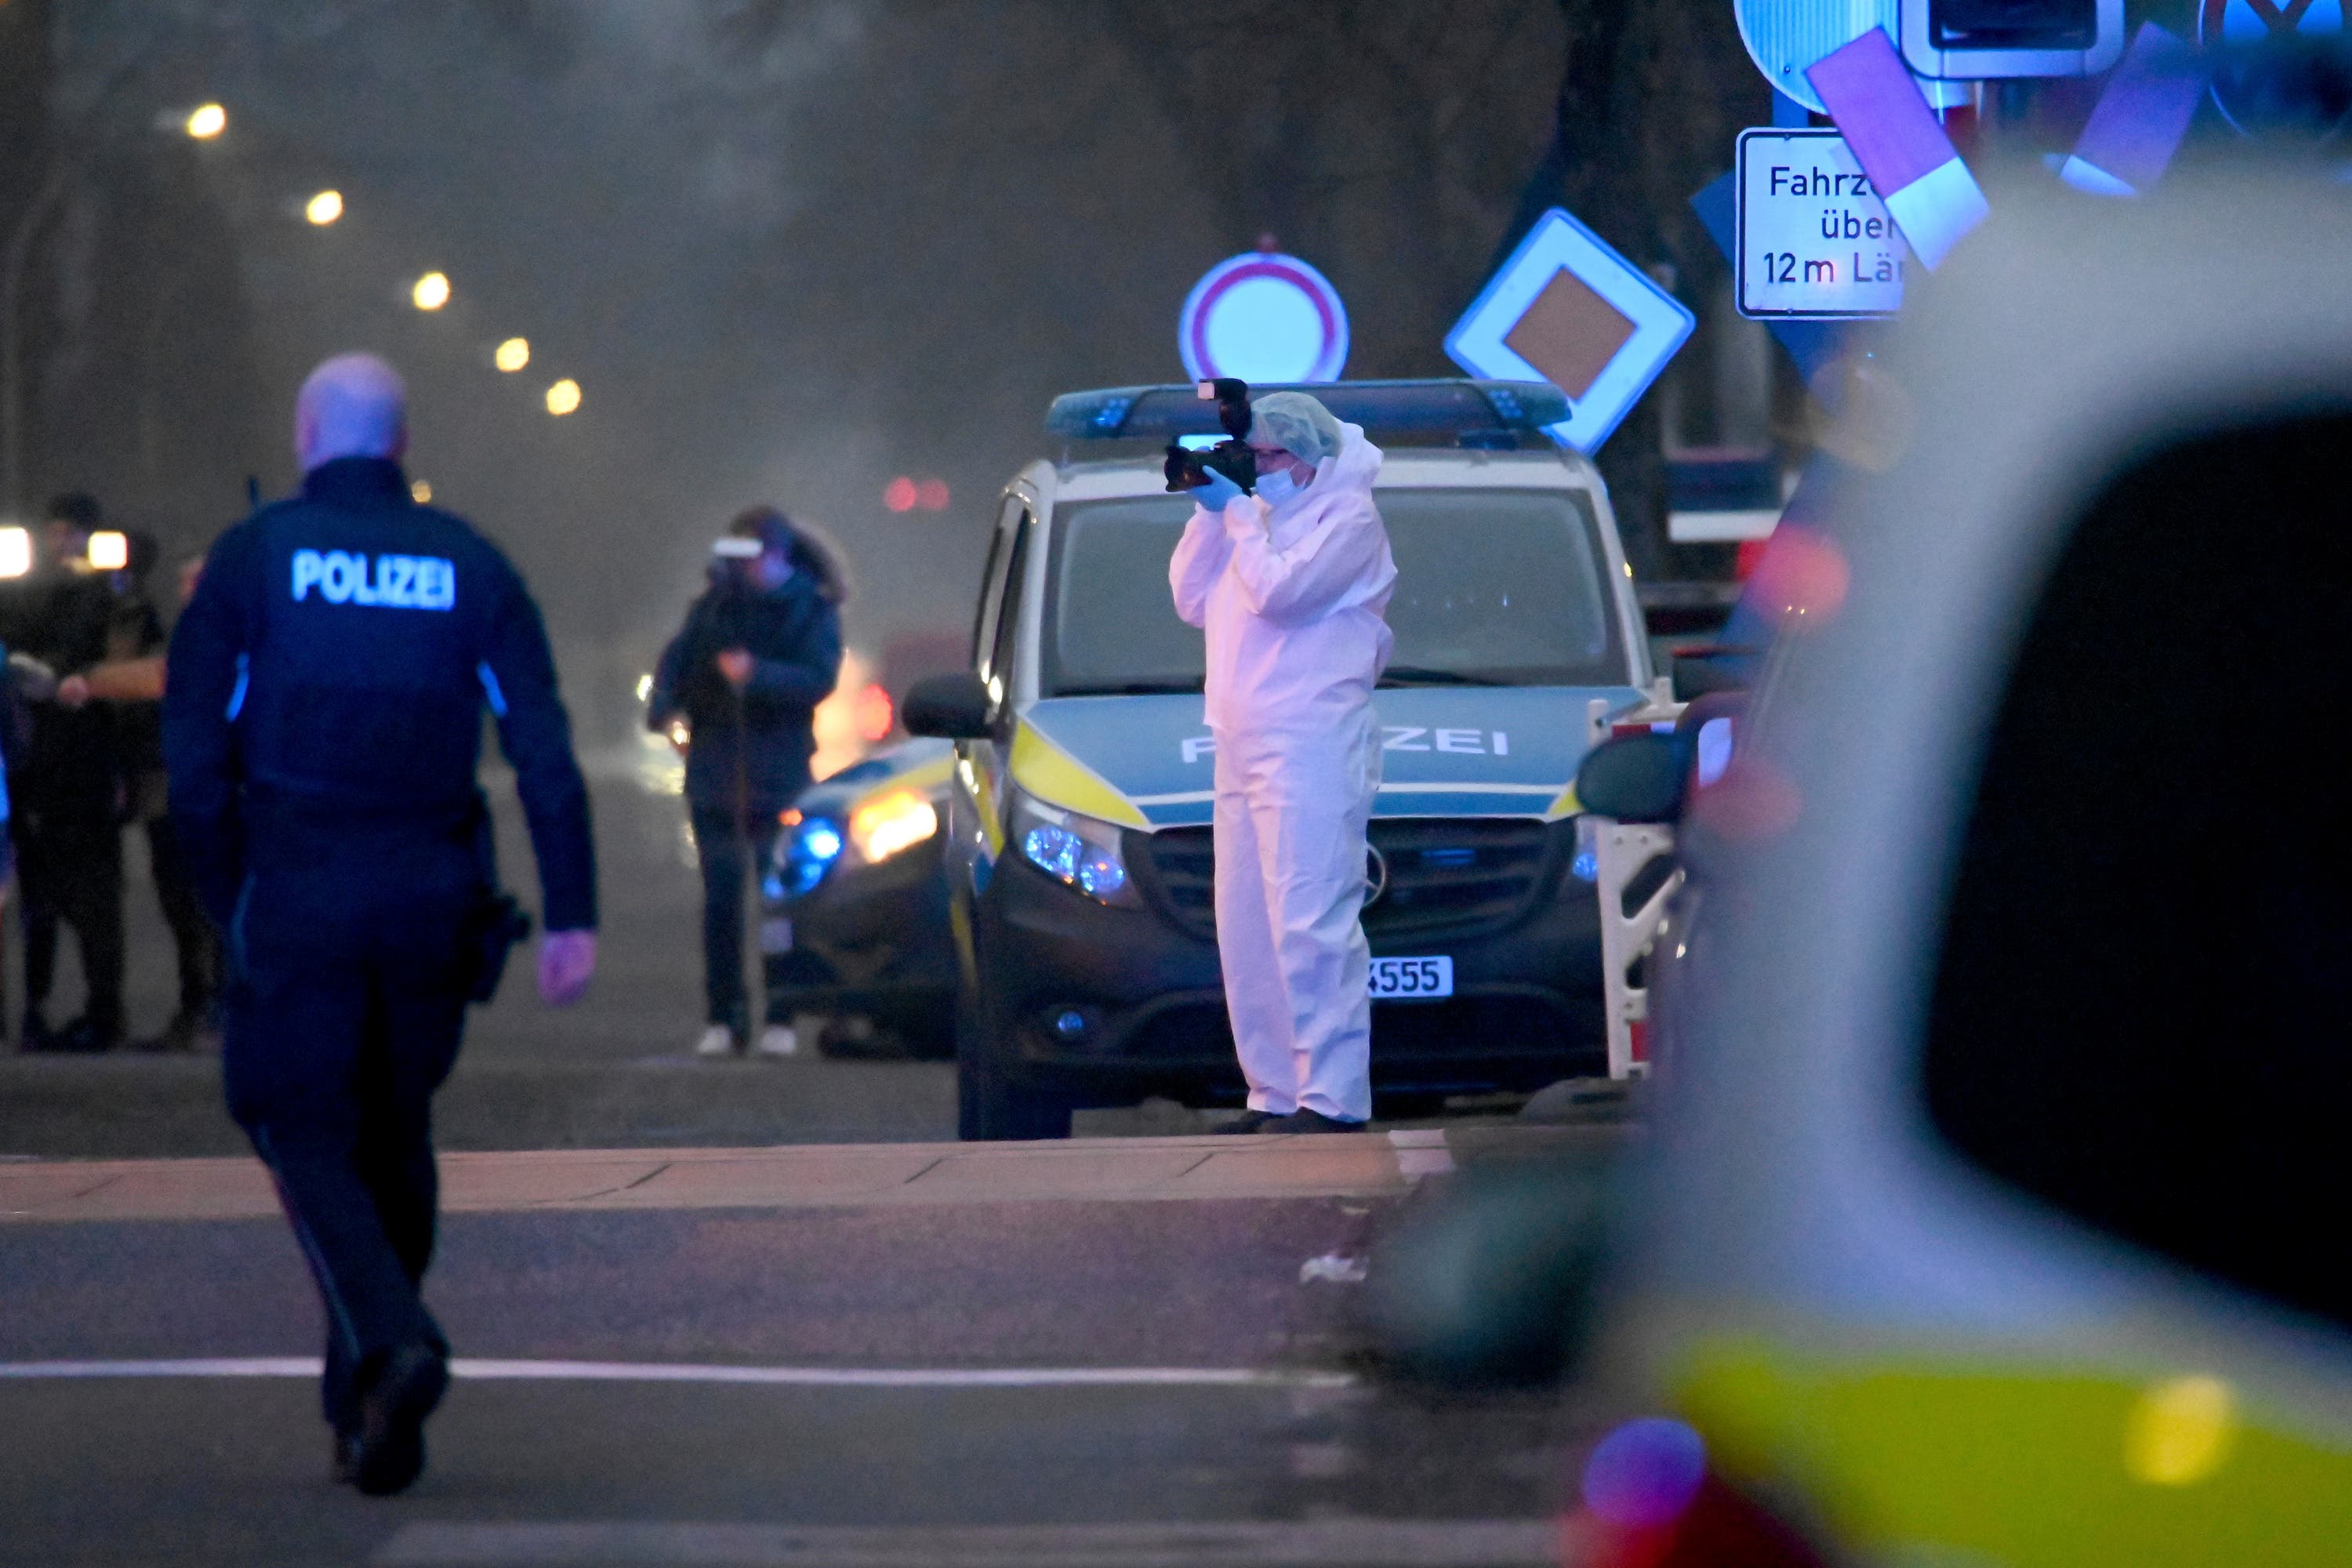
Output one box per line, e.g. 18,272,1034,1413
463,794,532,1004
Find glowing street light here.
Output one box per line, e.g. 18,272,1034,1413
87,530,129,571
305,190,343,227
0,525,31,579
545,378,581,416
412,271,451,311
494,337,530,372
185,103,227,140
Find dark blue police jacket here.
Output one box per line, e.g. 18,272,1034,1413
162,457,597,931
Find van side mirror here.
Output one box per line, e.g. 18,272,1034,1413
1574,732,1689,824
902,673,994,740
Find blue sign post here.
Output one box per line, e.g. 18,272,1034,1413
1445,208,1694,454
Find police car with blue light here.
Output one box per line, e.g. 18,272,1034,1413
903,379,1663,1139
760,736,959,1057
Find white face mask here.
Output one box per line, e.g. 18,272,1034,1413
1255,466,1304,506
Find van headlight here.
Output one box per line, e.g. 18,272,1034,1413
848,788,940,865
1010,792,1135,906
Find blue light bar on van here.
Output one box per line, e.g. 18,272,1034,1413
1047,379,1570,442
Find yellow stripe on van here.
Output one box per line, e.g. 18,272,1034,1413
1668,1336,2352,1566
1009,720,1150,830
1543,783,1580,820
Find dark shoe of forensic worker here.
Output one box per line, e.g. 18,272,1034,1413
350,1341,448,1497
1287,1109,1370,1134
1211,1109,1294,1134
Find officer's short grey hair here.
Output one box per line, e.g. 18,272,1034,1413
1247,392,1345,464
296,352,407,470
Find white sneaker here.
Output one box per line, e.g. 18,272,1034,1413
753,1023,798,1058
694,1024,737,1058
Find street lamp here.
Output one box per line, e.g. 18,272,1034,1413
412,271,450,311
305,190,343,227
184,103,227,140
494,337,529,372
545,378,581,416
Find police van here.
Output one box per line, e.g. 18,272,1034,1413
904,380,1660,1139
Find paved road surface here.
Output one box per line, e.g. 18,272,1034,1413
0,1132,1614,1566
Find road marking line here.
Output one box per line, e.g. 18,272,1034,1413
0,1356,1356,1390
374,1518,1566,1566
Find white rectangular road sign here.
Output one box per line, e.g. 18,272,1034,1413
1737,128,1910,319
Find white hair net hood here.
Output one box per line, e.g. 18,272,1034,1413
1247,391,1345,464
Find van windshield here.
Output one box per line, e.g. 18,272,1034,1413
1040,488,1628,697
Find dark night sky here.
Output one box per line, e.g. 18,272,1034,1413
50,2,1570,740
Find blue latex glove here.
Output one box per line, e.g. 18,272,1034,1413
1192,467,1245,510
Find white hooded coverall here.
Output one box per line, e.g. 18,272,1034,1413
1168,422,1396,1121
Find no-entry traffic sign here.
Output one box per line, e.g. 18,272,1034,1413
1178,252,1349,384
1737,129,1910,318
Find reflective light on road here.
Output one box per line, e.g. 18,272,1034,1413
412,271,452,310
634,673,653,702
185,103,227,140
305,190,343,226
883,477,917,513
495,337,530,372
545,378,582,416
411,480,434,504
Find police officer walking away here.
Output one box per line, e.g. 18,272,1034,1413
163,353,598,1495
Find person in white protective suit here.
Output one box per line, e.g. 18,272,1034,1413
1168,392,1396,1132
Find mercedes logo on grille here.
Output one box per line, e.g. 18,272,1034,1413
1364,845,1389,907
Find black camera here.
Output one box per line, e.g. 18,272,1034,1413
1163,378,1257,496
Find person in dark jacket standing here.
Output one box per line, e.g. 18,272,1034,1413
164,352,597,1496
6,493,131,1052
647,506,842,1058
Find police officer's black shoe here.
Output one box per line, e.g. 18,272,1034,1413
1287,1109,1369,1134
1210,1109,1292,1134
350,1341,448,1497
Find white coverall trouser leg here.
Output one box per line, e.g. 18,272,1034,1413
1210,706,1380,1122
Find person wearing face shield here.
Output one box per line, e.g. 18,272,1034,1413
646,508,845,1059
1168,391,1396,1132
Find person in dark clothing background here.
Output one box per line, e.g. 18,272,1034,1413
3,492,131,1052
647,506,844,1059
78,532,217,1051
165,351,597,1495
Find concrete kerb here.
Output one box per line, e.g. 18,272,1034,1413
0,1131,1544,1225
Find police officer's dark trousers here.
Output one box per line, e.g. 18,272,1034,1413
223,811,480,1432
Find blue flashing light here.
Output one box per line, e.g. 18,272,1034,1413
1420,847,1478,869
1570,848,1599,884
779,817,844,899
1053,1010,1087,1039
1022,820,1128,905
1078,855,1127,900
1024,823,1082,883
